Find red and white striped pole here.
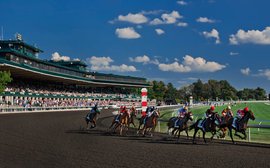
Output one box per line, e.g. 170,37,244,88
141,88,148,117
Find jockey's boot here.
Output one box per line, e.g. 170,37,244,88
174,119,179,128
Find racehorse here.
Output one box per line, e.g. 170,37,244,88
85,109,100,129
137,110,160,136
167,112,193,140
219,110,255,144
189,112,221,144
219,113,233,138
128,108,137,128
109,112,129,136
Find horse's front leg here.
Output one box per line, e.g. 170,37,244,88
210,129,217,141
177,128,181,141
242,130,247,140
137,123,142,135
85,120,89,130
185,128,189,139
192,128,199,144
142,126,146,137
229,127,235,144
203,131,207,143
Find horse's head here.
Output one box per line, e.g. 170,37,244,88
212,112,222,125
186,111,193,121
246,110,255,120
153,109,160,118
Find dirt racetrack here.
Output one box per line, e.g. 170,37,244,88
0,109,269,168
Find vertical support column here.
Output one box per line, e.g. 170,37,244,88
189,96,193,107
141,88,147,117
248,128,251,142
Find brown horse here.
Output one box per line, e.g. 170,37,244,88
128,108,137,128
167,112,193,140
109,112,129,136
219,114,233,138
137,110,160,136
85,110,100,129
219,110,255,144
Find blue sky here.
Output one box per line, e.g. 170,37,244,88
1,0,270,92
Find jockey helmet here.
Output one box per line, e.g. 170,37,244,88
210,105,215,111
227,106,231,110
244,107,249,112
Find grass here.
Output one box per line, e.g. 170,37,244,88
158,102,270,144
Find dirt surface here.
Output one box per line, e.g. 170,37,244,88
0,109,269,168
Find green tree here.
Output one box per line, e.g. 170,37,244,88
192,79,204,101
0,71,12,93
164,82,177,104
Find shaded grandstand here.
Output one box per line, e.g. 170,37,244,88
0,35,149,108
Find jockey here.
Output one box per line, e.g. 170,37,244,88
86,103,99,120
221,105,233,118
205,105,215,118
143,106,155,124
236,107,249,119
200,105,215,131
232,107,249,129
115,106,128,122
146,106,155,117
174,106,188,128
130,102,136,115
91,103,99,113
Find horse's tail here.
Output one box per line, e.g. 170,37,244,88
189,122,196,131
189,119,200,131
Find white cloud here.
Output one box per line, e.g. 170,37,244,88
177,22,188,27
149,18,163,25
229,27,270,45
158,55,226,73
115,27,141,39
129,55,150,64
51,52,71,62
129,55,159,65
150,11,183,25
229,52,239,56
256,69,270,80
155,28,165,35
203,29,221,44
241,68,250,76
87,56,136,72
73,58,81,61
88,56,113,66
196,17,215,23
118,13,148,24
177,1,187,5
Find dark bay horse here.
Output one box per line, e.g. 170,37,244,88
85,110,100,129
167,112,194,140
219,110,255,144
109,112,129,136
189,112,221,144
137,110,160,136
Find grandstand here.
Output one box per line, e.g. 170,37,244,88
0,34,149,108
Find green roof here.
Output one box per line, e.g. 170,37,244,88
0,40,43,53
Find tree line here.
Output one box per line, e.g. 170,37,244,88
0,71,268,103
147,79,268,104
